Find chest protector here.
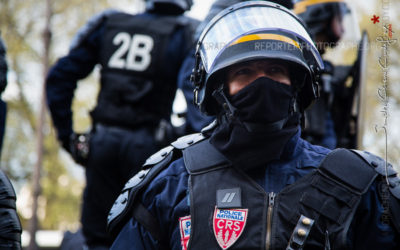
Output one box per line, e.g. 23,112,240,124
93,12,194,128
108,128,400,249
183,141,389,250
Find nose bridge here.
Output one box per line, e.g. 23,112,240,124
256,68,268,78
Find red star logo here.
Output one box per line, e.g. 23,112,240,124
371,15,380,24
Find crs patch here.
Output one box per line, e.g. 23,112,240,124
213,207,248,249
179,215,191,250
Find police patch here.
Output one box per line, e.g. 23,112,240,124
213,207,248,249
179,215,191,250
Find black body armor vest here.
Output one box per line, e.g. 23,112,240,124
92,12,196,128
183,141,386,249
108,130,400,249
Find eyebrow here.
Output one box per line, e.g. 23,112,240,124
231,60,288,71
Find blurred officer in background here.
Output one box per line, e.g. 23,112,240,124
294,0,363,149
178,0,294,133
46,0,198,248
0,34,22,250
108,2,400,249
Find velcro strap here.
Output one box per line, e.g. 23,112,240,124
132,202,163,242
312,176,358,207
287,215,315,250
318,149,377,194
300,193,342,223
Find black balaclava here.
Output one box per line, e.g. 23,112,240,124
210,77,300,170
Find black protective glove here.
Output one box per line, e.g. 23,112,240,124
62,133,91,167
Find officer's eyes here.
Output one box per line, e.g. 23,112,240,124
234,67,253,76
267,65,286,75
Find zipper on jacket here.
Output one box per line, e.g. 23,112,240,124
266,192,276,250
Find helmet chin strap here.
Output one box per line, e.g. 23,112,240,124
212,84,299,133
212,85,238,121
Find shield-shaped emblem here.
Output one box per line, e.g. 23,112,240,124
179,215,191,250
213,207,248,249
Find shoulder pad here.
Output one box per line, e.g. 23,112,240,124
107,150,174,237
201,119,218,134
143,133,205,166
108,133,206,236
171,132,206,149
183,138,230,174
351,150,397,176
143,145,174,167
351,149,400,199
319,148,377,194
69,9,120,51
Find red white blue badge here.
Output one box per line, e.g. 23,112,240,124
213,207,248,249
179,215,191,250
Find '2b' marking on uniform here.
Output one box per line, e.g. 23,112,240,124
179,215,191,250
108,32,154,71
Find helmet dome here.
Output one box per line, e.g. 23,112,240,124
192,1,324,115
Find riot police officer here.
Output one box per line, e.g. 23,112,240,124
46,0,198,248
108,2,400,249
178,0,295,134
294,0,357,149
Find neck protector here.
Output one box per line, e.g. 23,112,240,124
210,77,299,170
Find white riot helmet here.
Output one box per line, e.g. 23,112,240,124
191,1,324,116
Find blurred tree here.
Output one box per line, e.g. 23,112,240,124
0,0,145,244
356,1,400,170
324,0,399,170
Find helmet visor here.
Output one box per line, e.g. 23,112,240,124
198,1,324,73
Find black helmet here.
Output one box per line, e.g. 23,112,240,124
191,1,323,116
293,0,349,40
146,0,193,14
